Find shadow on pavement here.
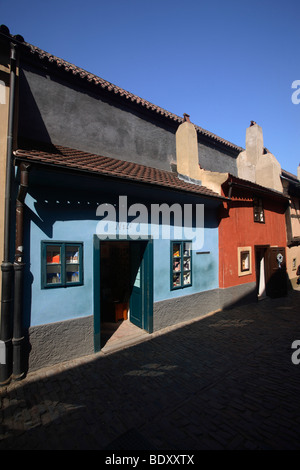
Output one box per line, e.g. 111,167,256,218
1,290,300,450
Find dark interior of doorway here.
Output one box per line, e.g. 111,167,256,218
255,245,288,299
100,240,144,347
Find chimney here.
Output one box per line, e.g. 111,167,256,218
245,121,264,166
176,114,201,181
175,114,228,194
183,113,191,123
298,164,300,181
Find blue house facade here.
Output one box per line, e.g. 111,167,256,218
0,26,243,379
16,145,222,371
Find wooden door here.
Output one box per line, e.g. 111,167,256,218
129,240,153,332
265,247,287,298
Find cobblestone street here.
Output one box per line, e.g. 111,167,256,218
1,290,300,451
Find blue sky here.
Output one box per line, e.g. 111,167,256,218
1,0,300,174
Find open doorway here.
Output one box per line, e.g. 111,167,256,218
93,237,153,351
100,241,131,345
255,245,287,299
255,245,268,300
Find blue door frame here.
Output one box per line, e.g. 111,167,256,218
93,235,153,352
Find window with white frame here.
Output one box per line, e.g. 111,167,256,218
238,246,252,276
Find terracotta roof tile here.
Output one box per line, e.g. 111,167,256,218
14,145,223,200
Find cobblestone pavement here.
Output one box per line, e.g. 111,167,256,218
1,290,300,451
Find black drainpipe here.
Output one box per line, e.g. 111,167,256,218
13,162,30,380
0,42,17,385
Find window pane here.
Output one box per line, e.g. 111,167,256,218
183,271,191,285
47,246,61,264
254,198,264,223
134,267,141,288
66,264,80,283
241,251,250,272
172,243,181,258
46,265,61,284
173,273,181,288
173,259,181,272
66,246,80,263
183,258,191,271
183,242,191,256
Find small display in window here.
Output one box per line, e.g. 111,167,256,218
171,241,192,289
47,272,61,284
43,242,83,288
241,251,250,272
173,260,181,272
173,273,181,287
173,243,181,258
66,247,79,263
183,272,191,285
183,259,190,271
67,271,79,283
183,242,191,256
47,247,61,264
66,262,80,283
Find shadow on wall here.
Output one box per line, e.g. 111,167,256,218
18,68,53,147
221,285,258,311
21,186,101,329
17,64,178,170
222,269,291,312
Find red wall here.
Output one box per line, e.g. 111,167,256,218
219,193,287,288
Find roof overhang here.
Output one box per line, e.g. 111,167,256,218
14,145,227,202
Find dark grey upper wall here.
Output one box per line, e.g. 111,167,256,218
198,141,237,175
18,62,238,175
18,65,177,171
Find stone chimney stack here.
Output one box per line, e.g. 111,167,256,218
176,113,201,181
175,114,228,194
237,121,283,192
245,121,264,166
297,164,300,181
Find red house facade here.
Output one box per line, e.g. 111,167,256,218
219,175,288,299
